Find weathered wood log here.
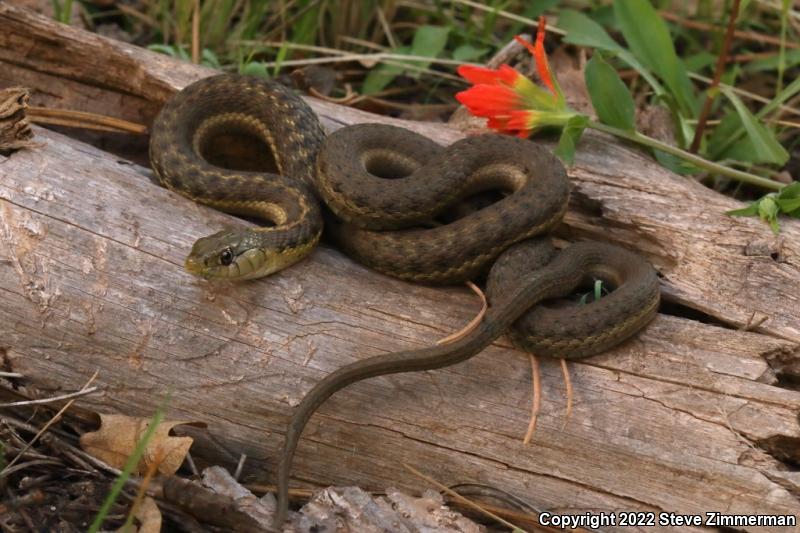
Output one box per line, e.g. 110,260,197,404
0,86,34,150
1,5,799,531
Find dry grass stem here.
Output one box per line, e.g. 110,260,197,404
560,359,573,429
1,370,100,476
0,386,99,408
523,354,541,445
28,107,147,134
436,281,487,345
402,463,521,531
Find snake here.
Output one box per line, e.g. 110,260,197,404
148,74,660,530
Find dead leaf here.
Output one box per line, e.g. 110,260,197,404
80,414,203,475
129,496,162,533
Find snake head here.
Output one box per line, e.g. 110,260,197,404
185,228,319,281
185,229,267,281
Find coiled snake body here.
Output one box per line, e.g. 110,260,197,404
150,74,660,529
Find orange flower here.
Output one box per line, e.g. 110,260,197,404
455,16,573,137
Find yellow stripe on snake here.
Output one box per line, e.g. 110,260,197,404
149,74,660,530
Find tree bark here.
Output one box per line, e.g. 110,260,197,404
1,5,798,531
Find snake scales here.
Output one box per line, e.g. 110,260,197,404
149,74,660,529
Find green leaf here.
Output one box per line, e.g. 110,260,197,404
557,9,623,52
201,48,221,69
407,25,450,78
613,0,697,117
721,87,789,165
708,111,744,159
777,196,800,214
361,45,411,95
711,76,800,160
777,181,800,198
758,196,781,233
556,9,668,105
726,203,760,217
362,63,403,94
745,48,800,73
554,115,589,165
522,0,559,19
585,52,635,131
272,42,290,76
239,61,269,78
776,182,800,214
412,25,450,56
291,8,319,46
453,44,488,62
654,150,701,175
684,51,717,73
362,30,449,93
727,193,787,233
147,44,179,57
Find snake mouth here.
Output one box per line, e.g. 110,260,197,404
184,255,209,278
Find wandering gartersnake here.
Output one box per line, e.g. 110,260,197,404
149,74,660,529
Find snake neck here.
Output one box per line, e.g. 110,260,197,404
149,74,326,280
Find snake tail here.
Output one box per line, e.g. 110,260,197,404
272,240,659,528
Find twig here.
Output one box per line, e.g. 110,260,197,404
0,460,65,478
375,5,398,49
660,10,799,49
436,282,487,345
0,386,99,408
402,463,521,531
690,0,742,153
447,0,566,36
0,370,99,477
589,121,782,191
523,354,541,445
2,414,123,477
115,3,160,30
559,359,573,430
233,454,247,481
27,107,147,134
191,0,200,65
688,73,800,118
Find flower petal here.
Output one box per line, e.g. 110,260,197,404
514,17,563,102
506,110,538,132
457,64,521,86
457,65,503,85
455,85,522,117
455,14,575,138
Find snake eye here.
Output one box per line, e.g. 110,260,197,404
220,248,234,266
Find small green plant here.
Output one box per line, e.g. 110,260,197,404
147,44,221,69
51,0,73,24
728,181,800,233
457,3,798,232
579,279,607,305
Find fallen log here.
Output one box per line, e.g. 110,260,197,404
0,5,798,531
